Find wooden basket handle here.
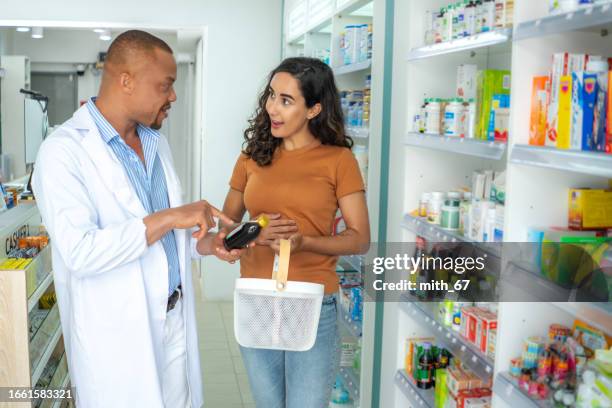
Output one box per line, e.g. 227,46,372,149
273,239,291,292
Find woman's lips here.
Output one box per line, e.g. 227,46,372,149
271,120,283,129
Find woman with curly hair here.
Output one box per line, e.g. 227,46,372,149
221,57,370,407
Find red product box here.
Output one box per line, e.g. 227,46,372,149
465,308,481,344
457,388,492,408
476,311,498,354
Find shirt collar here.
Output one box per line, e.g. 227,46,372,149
86,97,160,144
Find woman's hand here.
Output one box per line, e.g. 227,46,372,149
255,213,298,246
271,233,305,254
197,229,253,263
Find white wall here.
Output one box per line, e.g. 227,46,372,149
0,0,283,300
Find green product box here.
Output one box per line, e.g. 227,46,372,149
476,70,511,140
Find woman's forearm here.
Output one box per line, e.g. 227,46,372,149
302,228,370,256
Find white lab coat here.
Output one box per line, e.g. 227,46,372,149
32,105,204,408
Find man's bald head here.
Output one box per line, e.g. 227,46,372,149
97,29,177,130
105,30,173,70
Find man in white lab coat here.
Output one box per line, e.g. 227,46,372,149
32,30,240,407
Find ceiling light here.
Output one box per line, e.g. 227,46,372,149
16,27,31,32
31,27,44,39
99,30,111,41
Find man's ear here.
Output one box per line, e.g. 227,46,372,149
307,103,322,120
119,72,134,95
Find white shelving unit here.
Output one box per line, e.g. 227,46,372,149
283,0,387,406
0,203,70,406
383,1,611,408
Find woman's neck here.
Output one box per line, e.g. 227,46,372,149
282,124,317,151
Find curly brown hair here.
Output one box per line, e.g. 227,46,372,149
242,57,353,166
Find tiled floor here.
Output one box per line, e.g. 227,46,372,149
194,276,255,408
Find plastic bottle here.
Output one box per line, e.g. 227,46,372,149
419,192,431,217
434,9,444,43
416,343,434,389
224,215,269,250
427,192,446,224
444,98,465,137
426,98,442,134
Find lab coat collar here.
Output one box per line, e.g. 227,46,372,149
70,105,148,219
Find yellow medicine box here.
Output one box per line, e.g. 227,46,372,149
568,188,612,230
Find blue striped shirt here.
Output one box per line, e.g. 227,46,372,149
87,98,181,297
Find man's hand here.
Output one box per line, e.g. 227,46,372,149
172,200,235,240
144,200,235,246
255,213,298,246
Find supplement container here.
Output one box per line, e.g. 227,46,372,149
427,191,446,224
444,98,465,137
426,98,442,134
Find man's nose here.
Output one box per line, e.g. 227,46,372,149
169,86,177,103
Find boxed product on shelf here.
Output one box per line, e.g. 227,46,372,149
457,64,478,100
340,339,357,367
568,188,612,230
570,71,598,150
592,61,608,152
529,76,550,146
506,320,610,405
0,233,52,298
488,94,510,142
549,0,596,14
475,70,511,140
557,74,573,149
340,23,372,66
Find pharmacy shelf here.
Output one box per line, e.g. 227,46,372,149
347,126,370,139
394,369,434,408
404,132,507,160
493,372,551,408
399,297,494,381
333,59,372,76
340,303,363,338
514,3,612,41
28,270,53,313
500,260,573,302
342,254,365,272
551,302,612,336
400,213,502,259
406,28,512,61
510,145,612,178
340,366,361,402
31,321,62,387
337,0,374,17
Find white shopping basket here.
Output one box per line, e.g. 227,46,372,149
234,239,324,351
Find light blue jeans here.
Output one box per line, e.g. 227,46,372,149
240,294,339,408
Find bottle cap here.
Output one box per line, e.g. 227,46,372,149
257,214,270,228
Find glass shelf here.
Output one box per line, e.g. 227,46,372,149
347,126,370,139
406,28,511,61
510,144,612,178
493,372,552,408
399,297,494,381
340,303,363,338
333,59,372,76
514,3,612,41
405,132,506,160
339,366,360,402
394,369,435,408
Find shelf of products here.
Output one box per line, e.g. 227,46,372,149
551,302,612,336
340,366,361,401
347,126,370,140
30,310,62,387
342,254,365,272
399,298,495,381
333,59,372,75
404,132,507,160
394,369,435,408
406,29,512,61
493,371,550,408
510,145,612,178
514,3,612,41
28,271,53,312
340,303,363,338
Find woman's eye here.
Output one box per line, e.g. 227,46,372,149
282,98,290,106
